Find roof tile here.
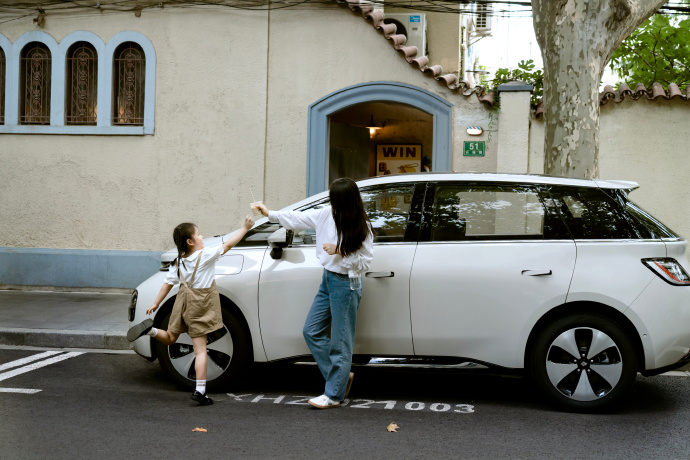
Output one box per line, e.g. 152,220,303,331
336,0,494,107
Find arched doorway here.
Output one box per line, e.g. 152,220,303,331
307,81,453,196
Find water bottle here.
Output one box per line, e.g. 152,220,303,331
349,271,362,291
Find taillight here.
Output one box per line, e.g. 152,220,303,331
642,258,690,286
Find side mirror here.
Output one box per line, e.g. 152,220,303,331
268,228,293,259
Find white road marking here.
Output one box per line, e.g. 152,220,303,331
0,351,63,372
0,352,84,382
0,344,133,355
0,388,42,394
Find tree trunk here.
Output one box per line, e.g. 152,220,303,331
532,0,666,178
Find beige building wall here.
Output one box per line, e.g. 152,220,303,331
0,5,489,257
527,99,690,243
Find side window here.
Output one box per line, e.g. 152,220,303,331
234,222,282,248
361,185,416,243
431,184,545,241
625,200,678,239
549,187,633,239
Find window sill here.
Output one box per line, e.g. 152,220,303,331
0,125,153,135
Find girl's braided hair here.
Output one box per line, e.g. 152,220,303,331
172,223,197,270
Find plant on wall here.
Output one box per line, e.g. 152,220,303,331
489,59,544,107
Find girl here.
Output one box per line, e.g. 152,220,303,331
256,177,373,409
127,216,255,405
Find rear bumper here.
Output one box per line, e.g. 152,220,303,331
627,277,690,370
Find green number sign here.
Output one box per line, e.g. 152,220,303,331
463,141,485,157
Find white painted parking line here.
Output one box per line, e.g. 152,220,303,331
0,352,84,382
0,351,63,372
0,388,42,394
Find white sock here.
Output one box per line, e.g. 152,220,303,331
147,327,158,337
196,380,206,395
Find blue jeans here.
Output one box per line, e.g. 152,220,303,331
303,269,362,401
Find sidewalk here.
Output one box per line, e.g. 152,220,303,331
0,289,132,350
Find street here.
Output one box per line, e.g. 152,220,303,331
1,346,689,459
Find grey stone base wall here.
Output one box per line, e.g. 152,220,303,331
0,247,162,289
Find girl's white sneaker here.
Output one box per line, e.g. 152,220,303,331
308,394,341,409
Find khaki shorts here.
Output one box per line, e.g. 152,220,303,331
168,280,223,338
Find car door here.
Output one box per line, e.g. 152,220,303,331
258,182,423,361
409,182,577,368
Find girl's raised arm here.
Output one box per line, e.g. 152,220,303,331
221,215,255,255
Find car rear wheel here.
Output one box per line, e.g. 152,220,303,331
155,305,250,390
530,314,637,412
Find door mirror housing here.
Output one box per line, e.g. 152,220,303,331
268,228,293,259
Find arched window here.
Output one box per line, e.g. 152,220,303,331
66,42,97,125
0,46,5,125
20,42,52,125
113,42,145,126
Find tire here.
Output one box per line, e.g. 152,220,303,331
155,305,251,390
530,314,637,412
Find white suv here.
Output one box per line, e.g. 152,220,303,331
128,173,690,411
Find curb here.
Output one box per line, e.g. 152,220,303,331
0,328,131,350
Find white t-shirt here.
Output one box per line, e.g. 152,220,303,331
268,206,373,276
164,245,224,289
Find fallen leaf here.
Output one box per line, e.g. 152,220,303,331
192,427,208,432
386,423,399,433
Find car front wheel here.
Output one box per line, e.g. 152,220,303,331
155,305,250,390
530,314,637,412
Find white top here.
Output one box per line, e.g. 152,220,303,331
269,206,373,276
164,245,224,288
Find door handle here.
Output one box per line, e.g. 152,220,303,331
521,269,552,276
366,271,395,278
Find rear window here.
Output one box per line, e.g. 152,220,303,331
548,186,634,239
625,201,679,239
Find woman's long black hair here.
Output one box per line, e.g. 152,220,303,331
329,178,371,258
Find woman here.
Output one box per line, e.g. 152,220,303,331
256,178,373,409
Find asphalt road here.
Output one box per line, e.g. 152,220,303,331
1,346,689,459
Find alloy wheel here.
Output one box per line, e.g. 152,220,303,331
545,327,623,402
167,326,234,381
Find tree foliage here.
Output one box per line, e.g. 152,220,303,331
489,60,544,106
609,9,690,88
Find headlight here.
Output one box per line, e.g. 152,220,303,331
128,290,138,322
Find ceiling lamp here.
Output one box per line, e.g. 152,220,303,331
366,115,385,137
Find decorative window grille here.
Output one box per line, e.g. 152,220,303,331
20,43,51,125
0,47,5,125
66,42,97,125
113,43,145,126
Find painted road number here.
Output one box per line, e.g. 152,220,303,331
227,393,475,414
